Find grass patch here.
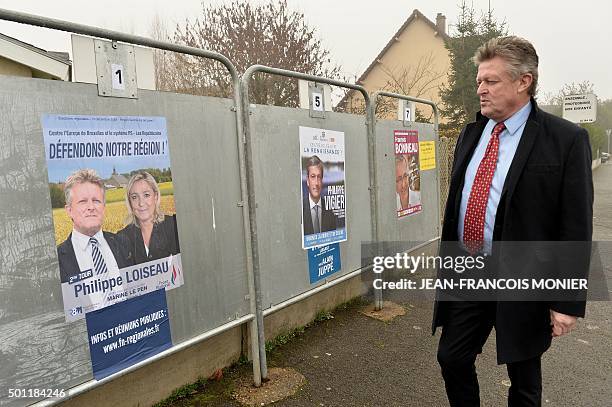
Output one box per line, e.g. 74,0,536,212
153,376,208,407
265,326,307,353
153,353,253,407
313,309,334,323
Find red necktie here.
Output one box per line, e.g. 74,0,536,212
463,122,506,253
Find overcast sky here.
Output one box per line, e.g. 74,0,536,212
0,0,609,100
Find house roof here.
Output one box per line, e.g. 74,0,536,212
338,9,449,109
0,32,71,80
356,9,449,86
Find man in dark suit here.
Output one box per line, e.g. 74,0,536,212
302,155,337,236
58,169,132,284
433,36,593,406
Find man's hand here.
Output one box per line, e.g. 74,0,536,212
550,310,577,337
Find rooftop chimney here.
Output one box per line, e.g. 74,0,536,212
436,13,446,35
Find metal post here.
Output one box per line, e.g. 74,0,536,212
240,65,372,380
370,92,441,311
0,6,263,394
367,100,383,311
232,77,262,388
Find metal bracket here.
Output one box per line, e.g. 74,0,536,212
94,39,138,99
397,100,416,127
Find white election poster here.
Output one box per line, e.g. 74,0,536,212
42,114,184,322
299,126,347,249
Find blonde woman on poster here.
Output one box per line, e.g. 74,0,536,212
118,171,180,264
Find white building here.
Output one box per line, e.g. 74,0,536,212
0,32,71,81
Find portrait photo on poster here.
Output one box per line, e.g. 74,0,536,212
42,114,184,322
394,129,422,218
299,126,347,249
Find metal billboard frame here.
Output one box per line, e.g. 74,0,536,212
0,8,263,405
370,91,442,310
240,65,375,380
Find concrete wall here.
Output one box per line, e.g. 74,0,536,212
263,274,367,340
60,326,243,407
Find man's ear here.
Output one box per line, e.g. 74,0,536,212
65,203,75,222
518,73,533,94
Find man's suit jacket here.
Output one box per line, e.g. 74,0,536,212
433,99,593,364
57,231,134,284
303,197,337,235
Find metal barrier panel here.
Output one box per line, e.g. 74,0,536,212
249,105,372,308
0,76,249,404
375,119,440,242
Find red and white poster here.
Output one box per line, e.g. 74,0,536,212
394,130,422,217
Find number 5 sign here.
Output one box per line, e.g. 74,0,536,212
94,39,138,99
308,83,326,118
312,92,323,112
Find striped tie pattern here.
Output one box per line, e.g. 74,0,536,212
89,237,108,275
463,122,506,254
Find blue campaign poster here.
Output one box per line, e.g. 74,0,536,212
299,126,347,250
308,243,341,284
85,289,172,380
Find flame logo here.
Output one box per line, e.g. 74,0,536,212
171,263,181,285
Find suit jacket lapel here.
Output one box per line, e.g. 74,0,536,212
448,119,487,226
60,232,80,269
105,231,124,267
500,111,539,199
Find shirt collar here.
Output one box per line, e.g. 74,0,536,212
71,228,104,252
491,101,532,136
309,194,320,209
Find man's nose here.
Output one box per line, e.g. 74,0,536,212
477,83,486,95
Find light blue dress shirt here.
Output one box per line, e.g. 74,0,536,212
458,101,532,254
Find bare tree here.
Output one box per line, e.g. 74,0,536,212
149,13,172,91
375,52,446,120
541,80,596,106
151,0,340,106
